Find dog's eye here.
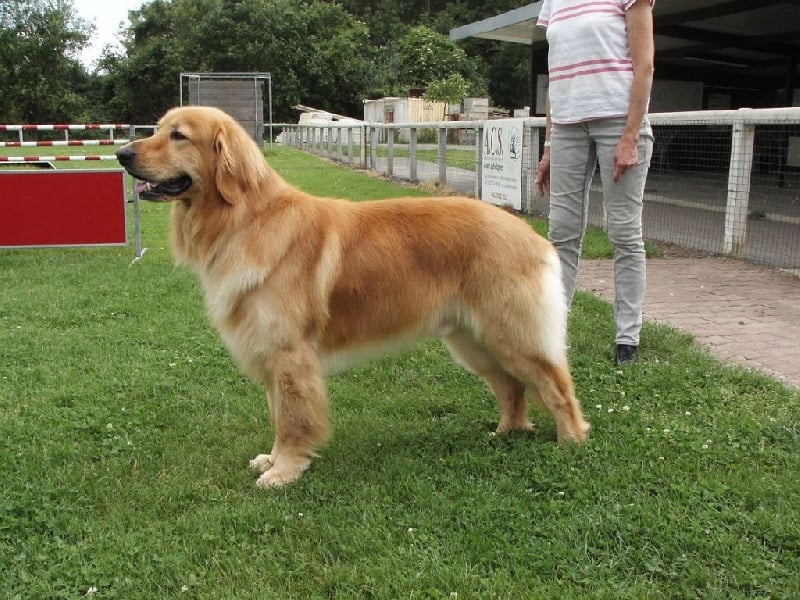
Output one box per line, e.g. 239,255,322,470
170,130,187,141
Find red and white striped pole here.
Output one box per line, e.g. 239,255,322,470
0,139,128,148
0,155,118,162
0,124,129,131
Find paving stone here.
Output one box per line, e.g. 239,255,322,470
577,257,800,390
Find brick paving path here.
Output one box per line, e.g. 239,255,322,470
576,257,800,389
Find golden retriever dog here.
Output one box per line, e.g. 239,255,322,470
116,106,590,488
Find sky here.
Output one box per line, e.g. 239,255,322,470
73,0,145,68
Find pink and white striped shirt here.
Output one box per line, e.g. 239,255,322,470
537,0,655,124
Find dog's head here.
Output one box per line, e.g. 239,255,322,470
116,106,269,206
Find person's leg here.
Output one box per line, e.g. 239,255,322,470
592,118,653,349
548,123,596,306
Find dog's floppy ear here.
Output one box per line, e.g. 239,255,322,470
214,118,268,206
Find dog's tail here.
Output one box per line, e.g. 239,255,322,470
534,248,570,366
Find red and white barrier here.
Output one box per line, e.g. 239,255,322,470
0,123,129,131
0,121,144,257
0,139,128,148
0,155,118,162
0,170,128,248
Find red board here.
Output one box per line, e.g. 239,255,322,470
0,169,127,248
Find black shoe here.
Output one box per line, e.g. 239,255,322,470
615,344,638,366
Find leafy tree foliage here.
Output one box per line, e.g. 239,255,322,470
395,26,472,90
2,0,531,124
195,0,377,120
94,0,378,123
424,73,471,105
0,0,92,122
94,0,218,123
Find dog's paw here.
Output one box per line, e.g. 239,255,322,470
249,454,274,473
557,420,591,444
255,466,306,489
254,456,311,489
496,420,537,434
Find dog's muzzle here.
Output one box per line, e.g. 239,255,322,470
116,145,193,201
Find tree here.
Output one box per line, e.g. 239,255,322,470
389,25,486,100
102,0,378,123
0,0,93,122
95,0,216,123
424,73,470,105
196,0,377,120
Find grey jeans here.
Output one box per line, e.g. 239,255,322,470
548,117,653,346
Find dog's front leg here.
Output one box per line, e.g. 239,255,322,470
250,344,331,488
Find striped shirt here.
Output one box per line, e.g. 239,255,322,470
537,0,655,124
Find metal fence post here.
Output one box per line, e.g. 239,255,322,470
370,126,378,171
438,127,447,187
347,126,354,164
409,127,418,182
529,124,541,215
725,109,755,258
520,123,529,213
475,124,483,199
360,124,367,169
387,127,394,177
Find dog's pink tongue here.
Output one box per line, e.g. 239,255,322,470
134,181,148,194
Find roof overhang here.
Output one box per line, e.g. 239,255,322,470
450,1,800,85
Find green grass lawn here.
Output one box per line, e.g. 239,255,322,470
1,147,798,598
374,145,477,172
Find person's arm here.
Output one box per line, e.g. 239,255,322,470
614,0,654,182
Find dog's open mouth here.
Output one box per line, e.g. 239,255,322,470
134,175,193,200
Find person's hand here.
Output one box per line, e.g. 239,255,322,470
613,133,639,182
536,151,551,196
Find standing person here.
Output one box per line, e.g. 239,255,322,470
535,0,655,365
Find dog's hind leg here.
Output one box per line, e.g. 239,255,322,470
443,331,535,434
515,357,589,444
483,334,590,444
250,343,331,488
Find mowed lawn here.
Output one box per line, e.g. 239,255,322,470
1,146,798,599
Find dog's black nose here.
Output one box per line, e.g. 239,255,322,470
116,145,135,167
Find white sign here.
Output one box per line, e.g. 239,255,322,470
481,119,524,210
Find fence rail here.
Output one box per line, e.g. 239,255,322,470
275,108,800,273
0,139,129,148
0,155,119,162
